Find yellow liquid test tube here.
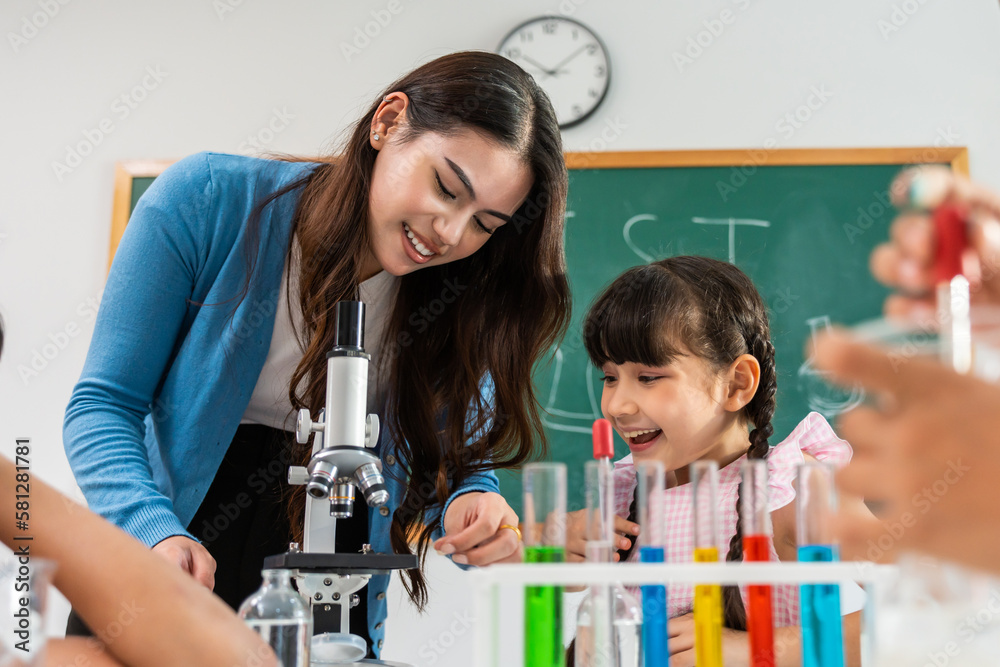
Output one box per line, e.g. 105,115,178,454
692,461,723,667
693,546,723,667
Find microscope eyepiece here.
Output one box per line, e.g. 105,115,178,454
330,483,355,519
334,301,365,350
355,462,390,508
306,461,338,499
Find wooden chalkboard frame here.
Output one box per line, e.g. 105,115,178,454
109,159,174,272
565,147,969,173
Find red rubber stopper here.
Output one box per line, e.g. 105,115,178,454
933,204,968,283
592,418,614,459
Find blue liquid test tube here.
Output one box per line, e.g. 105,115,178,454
796,462,845,667
636,461,667,667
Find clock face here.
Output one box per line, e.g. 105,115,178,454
497,16,610,129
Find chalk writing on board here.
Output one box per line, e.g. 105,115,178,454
691,217,771,264
541,347,602,435
797,315,865,418
623,214,772,264
623,214,662,262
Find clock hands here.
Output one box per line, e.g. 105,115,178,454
547,44,590,77
520,44,593,80
521,55,558,78
520,55,568,79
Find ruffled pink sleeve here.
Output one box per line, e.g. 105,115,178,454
766,412,853,511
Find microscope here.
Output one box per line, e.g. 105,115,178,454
264,300,417,665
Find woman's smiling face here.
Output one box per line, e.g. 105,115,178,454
364,98,533,279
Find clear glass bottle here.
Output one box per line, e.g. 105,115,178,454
574,457,642,667
575,584,643,667
238,569,312,667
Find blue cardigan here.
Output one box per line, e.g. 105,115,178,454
63,152,500,655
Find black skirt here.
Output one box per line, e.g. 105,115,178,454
67,423,373,657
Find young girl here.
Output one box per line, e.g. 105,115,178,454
568,256,868,666
62,51,570,658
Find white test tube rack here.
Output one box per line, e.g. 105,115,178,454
471,560,892,667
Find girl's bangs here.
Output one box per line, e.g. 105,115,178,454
583,265,696,368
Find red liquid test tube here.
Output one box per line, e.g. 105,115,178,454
742,459,775,667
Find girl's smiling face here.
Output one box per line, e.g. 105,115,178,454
600,353,757,482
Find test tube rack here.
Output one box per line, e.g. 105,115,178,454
472,560,889,667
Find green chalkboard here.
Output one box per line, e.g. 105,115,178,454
130,177,156,210
497,148,967,516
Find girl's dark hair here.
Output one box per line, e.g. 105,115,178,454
583,256,776,630
240,51,570,609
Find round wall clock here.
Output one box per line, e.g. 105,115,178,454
497,16,611,129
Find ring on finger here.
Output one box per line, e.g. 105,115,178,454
499,524,522,541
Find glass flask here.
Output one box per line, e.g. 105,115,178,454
575,584,643,667
238,569,312,667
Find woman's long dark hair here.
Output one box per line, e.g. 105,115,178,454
582,256,777,630
240,51,570,609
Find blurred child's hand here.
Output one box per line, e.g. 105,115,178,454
565,509,640,563
814,331,1000,574
870,166,1000,317
667,613,752,667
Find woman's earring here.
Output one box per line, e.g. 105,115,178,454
373,132,380,141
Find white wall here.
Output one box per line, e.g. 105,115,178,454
1,0,998,664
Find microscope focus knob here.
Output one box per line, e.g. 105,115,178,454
288,467,309,486
296,409,313,444
365,414,380,448
296,408,326,445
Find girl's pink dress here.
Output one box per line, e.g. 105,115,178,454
613,412,852,624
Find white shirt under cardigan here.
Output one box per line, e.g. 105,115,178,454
241,243,400,430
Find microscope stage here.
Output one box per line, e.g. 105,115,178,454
263,551,418,574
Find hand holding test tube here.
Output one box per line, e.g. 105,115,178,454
871,165,1000,319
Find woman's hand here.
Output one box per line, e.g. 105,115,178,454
566,509,639,563
434,491,522,566
152,535,217,589
667,613,751,667
870,165,1000,318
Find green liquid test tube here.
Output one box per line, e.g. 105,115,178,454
523,462,567,667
